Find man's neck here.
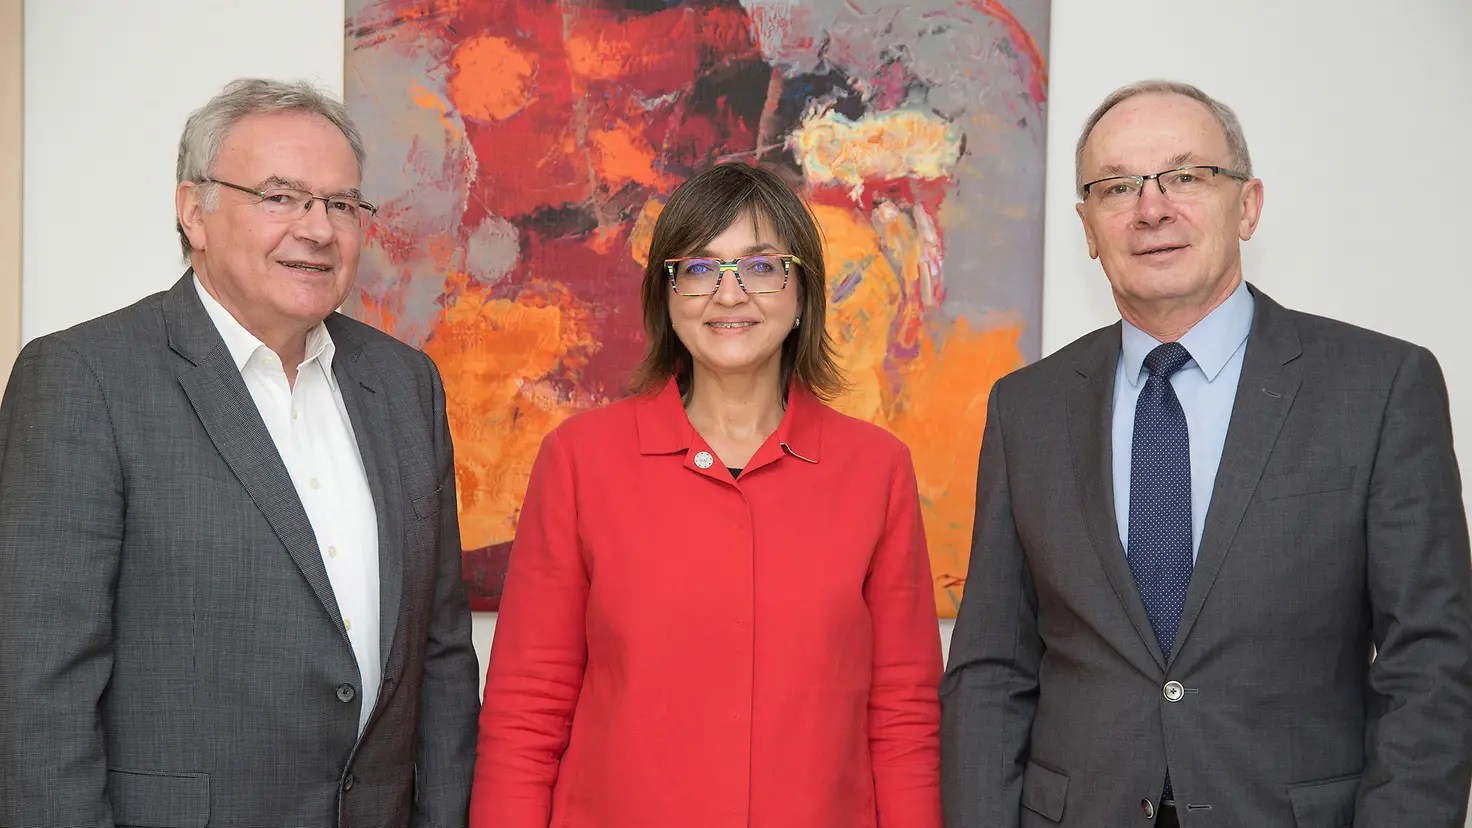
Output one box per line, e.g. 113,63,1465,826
195,268,310,381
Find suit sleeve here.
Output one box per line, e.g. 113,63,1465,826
866,444,944,827
412,354,484,827
939,382,1041,828
469,429,588,828
1358,345,1472,826
0,337,124,827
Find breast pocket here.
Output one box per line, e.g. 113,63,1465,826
1257,466,1356,502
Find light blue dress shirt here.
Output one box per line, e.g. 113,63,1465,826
1113,280,1255,560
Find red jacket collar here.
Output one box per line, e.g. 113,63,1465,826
634,378,823,465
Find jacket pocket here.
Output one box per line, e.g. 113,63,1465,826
1286,773,1359,828
107,768,210,828
1257,466,1356,501
411,485,443,519
1020,759,1069,823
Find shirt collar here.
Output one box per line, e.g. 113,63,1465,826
193,274,337,386
634,377,823,464
1120,279,1254,387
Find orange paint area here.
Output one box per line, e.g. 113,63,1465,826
817,205,1024,615
422,283,598,551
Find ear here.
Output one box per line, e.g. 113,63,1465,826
1076,202,1100,259
1237,178,1265,242
176,181,208,253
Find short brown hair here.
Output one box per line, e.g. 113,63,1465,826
633,163,843,400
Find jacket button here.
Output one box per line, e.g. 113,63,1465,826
343,772,355,791
336,683,356,703
1162,680,1185,702
1142,798,1155,819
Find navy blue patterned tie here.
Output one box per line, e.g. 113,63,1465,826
1128,341,1194,802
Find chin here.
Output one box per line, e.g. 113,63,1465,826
278,297,346,325
696,349,782,378
1122,271,1208,301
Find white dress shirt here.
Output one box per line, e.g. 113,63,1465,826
195,277,381,734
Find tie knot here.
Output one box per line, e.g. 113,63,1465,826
1144,342,1192,379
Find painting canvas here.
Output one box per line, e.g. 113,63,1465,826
344,0,1049,616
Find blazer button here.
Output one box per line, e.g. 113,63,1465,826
1141,798,1155,819
342,772,356,791
1162,680,1185,702
337,683,356,703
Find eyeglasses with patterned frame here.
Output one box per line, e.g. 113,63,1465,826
664,253,802,296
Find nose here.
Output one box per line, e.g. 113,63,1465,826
292,197,337,244
1132,181,1176,227
710,267,749,306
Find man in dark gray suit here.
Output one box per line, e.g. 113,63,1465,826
0,79,480,827
941,80,1472,827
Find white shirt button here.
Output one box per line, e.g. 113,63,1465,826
310,478,321,490
694,451,714,469
344,619,353,632
327,545,339,559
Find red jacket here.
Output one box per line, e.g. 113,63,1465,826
471,379,943,828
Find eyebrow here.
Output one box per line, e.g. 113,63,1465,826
1093,153,1204,179
259,176,309,191
687,243,781,258
259,176,364,200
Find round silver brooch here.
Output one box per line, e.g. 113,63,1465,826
693,451,714,469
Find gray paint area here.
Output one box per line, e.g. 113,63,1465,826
744,0,1050,361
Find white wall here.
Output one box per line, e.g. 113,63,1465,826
20,0,347,340
21,0,1472,748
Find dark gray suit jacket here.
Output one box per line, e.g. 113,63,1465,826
940,286,1472,827
0,274,481,827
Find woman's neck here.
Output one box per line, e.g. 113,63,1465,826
684,364,786,467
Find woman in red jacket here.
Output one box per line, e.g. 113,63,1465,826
471,162,943,828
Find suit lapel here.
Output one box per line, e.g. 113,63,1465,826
1174,287,1302,652
165,274,346,632
1066,324,1169,672
327,316,405,676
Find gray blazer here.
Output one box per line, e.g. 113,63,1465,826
940,285,1472,827
0,274,481,827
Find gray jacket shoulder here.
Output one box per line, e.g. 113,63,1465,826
991,323,1118,407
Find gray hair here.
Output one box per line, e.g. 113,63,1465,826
1074,79,1253,199
175,78,366,258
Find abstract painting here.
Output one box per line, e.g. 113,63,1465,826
345,0,1048,616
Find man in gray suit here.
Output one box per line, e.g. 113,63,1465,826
941,80,1472,827
0,79,480,826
